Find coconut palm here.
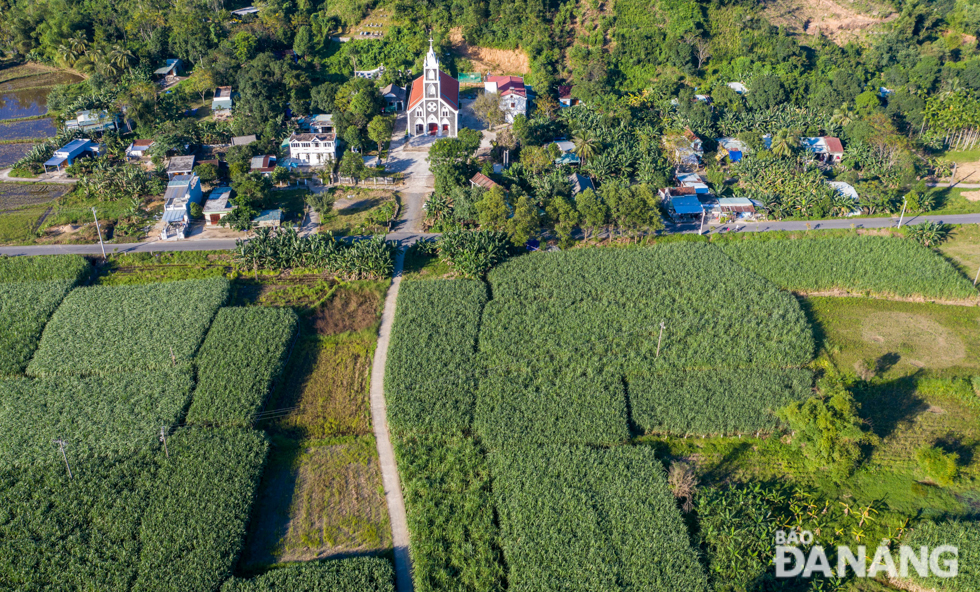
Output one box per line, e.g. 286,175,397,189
109,45,134,74
573,131,598,165
770,129,796,158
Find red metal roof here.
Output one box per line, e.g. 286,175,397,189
824,136,844,154
408,71,459,111
470,172,500,190
487,75,526,98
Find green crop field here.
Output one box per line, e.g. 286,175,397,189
0,280,77,375
221,557,395,592
27,277,230,377
720,235,978,301
0,368,193,468
0,254,89,282
187,307,299,427
384,279,487,433
491,444,708,592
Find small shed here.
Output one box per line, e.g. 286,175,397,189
380,84,406,112
154,59,182,82
231,135,257,147
558,85,579,108
230,6,259,17
64,110,118,133
203,187,233,226
43,139,100,172
255,209,283,228
167,155,196,180
801,137,844,163
470,172,501,191
727,82,748,95
716,137,748,163
676,171,710,194
251,155,277,174
569,173,594,196
717,197,756,216
125,139,154,160
212,87,233,113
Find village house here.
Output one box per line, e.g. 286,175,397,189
63,109,118,134
203,187,234,226
212,87,233,115
154,59,182,85
727,82,748,95
287,133,336,165
675,171,710,194
716,137,748,163
665,129,704,167
552,140,579,166
408,40,459,137
569,173,594,196
801,136,845,163
125,139,154,160
251,155,277,174
166,155,195,180
298,114,334,133
43,139,102,172
558,85,579,108
230,6,259,17
484,76,527,123
161,174,203,240
381,84,406,112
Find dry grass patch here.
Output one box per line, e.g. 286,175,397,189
449,28,530,75
762,0,895,44
939,224,980,279
280,438,391,560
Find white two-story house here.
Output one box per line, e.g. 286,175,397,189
484,76,527,123
287,133,336,166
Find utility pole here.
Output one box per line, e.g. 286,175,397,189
699,211,704,235
897,197,907,229
92,207,107,259
169,346,177,366
655,320,666,358
53,439,72,479
974,263,979,287
159,427,169,458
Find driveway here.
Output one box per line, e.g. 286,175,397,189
0,168,78,184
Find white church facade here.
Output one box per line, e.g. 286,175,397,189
407,41,459,137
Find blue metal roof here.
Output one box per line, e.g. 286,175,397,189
162,210,186,223
671,196,704,215
44,156,67,167
56,139,91,157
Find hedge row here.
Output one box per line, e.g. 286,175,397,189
0,254,89,283
0,280,77,375
475,367,630,446
385,280,487,434
186,307,299,426
27,278,230,377
628,368,815,436
0,427,267,592
490,444,709,592
719,235,978,300
220,558,395,592
0,368,194,469
395,433,504,592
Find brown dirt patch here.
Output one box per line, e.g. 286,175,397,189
311,286,382,335
449,28,530,75
962,190,980,202
763,0,896,44
266,336,374,441
860,312,966,368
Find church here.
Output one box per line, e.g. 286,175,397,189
407,40,459,137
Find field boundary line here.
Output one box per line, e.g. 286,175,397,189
368,248,413,592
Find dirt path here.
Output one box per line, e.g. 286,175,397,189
367,249,413,592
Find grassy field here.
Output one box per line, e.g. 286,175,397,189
805,296,980,379
319,188,398,237
0,204,45,243
924,186,980,215
240,279,390,569
939,223,980,280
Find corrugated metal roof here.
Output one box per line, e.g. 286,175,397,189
162,210,186,223
671,196,704,215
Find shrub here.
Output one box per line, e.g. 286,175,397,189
0,368,194,469
236,228,397,280
135,427,269,592
220,557,395,592
916,445,959,486
0,254,90,283
27,278,230,377
720,236,977,300
436,230,511,279
186,307,298,426
904,520,978,591
394,433,504,592
0,281,77,375
628,368,814,436
490,444,709,591
385,280,487,434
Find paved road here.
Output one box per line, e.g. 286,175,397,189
368,250,413,592
668,212,980,234
926,182,980,188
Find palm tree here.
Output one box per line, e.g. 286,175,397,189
573,131,598,165
109,45,134,74
770,129,795,158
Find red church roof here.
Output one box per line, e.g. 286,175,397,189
487,75,526,98
408,71,459,111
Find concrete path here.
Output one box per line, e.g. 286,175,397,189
367,249,413,592
0,167,78,184
670,212,980,234
926,182,980,188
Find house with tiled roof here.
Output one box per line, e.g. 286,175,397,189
558,85,579,108
408,40,459,137
801,136,845,163
470,172,501,191
485,76,527,123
